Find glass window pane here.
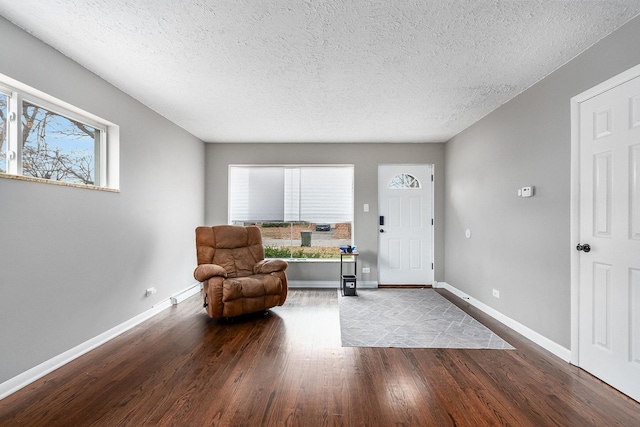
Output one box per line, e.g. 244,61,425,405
21,101,97,185
389,173,421,189
260,222,351,259
0,93,7,173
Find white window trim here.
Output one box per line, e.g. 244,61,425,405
0,73,119,190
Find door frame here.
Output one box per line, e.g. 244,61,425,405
570,63,640,365
377,163,435,285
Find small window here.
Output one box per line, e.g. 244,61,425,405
0,76,117,190
389,173,421,189
21,100,101,185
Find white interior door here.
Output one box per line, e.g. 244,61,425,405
378,164,434,285
577,74,640,402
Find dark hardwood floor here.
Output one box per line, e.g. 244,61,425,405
1,288,639,426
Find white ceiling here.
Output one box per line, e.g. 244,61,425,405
0,1,639,143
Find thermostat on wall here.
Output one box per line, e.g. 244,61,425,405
518,186,534,198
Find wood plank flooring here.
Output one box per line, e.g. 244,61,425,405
1,289,639,426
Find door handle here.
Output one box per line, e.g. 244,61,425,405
576,243,591,253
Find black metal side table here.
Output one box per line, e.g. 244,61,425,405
340,250,359,296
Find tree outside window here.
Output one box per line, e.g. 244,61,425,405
21,101,98,185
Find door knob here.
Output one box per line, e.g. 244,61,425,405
576,243,591,253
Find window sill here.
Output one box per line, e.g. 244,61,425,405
267,258,352,264
269,258,354,263
0,173,119,193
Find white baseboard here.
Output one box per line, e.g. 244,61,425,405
3,280,568,401
434,281,571,362
0,283,200,401
289,280,378,289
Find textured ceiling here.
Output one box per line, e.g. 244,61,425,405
0,1,639,143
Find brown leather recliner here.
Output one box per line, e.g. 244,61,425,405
194,225,288,318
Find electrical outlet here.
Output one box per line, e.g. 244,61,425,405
362,267,370,274
492,289,500,298
145,287,157,297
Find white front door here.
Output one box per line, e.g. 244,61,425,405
577,73,640,402
378,164,434,285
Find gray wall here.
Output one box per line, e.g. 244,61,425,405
205,143,445,284
0,17,205,383
444,16,640,348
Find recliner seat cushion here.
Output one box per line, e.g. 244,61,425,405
222,274,283,301
221,274,284,317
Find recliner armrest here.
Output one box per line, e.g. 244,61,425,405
194,263,228,282
254,259,288,274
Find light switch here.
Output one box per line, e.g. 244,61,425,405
363,203,369,212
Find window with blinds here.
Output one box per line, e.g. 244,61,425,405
229,165,354,259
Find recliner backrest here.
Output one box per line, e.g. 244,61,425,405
195,225,265,278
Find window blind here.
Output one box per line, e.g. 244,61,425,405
229,167,284,222
229,165,354,223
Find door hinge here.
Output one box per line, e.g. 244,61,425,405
431,263,434,270
431,218,434,226
431,175,434,182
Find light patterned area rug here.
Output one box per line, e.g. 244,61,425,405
339,288,514,349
